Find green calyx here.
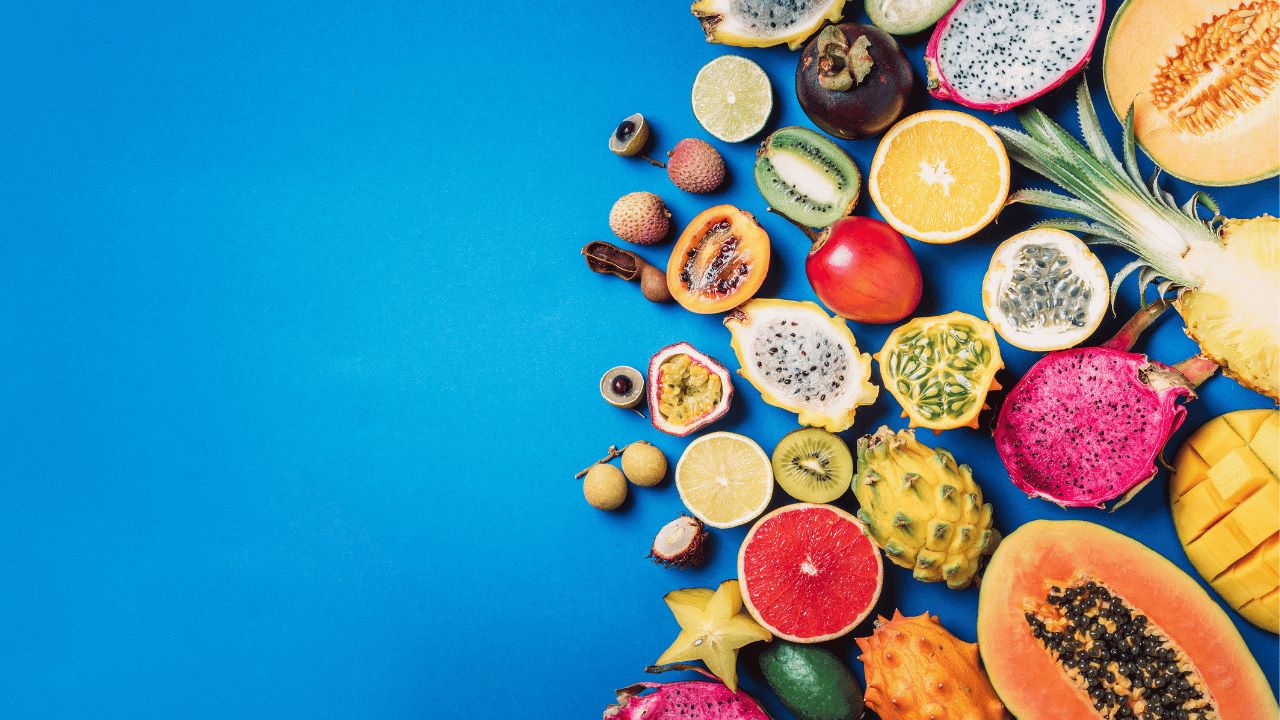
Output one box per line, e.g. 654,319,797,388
853,426,1000,590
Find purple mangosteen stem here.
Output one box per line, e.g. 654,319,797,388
1173,355,1219,388
1102,299,1171,352
766,207,821,244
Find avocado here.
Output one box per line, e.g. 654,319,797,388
759,640,864,720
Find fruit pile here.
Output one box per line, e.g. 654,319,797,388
578,2,1279,718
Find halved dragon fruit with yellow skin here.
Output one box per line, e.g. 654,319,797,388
725,298,878,433
691,0,846,50
603,664,771,720
995,300,1218,509
925,0,1104,112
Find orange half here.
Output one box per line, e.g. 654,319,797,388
869,110,1010,244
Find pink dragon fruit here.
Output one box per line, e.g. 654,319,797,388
603,664,771,719
994,300,1218,509
925,0,1104,112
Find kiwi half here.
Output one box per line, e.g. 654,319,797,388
754,126,861,228
771,427,853,503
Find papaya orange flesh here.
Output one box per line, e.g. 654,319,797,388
978,520,1277,720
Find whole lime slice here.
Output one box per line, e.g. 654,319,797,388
692,56,773,143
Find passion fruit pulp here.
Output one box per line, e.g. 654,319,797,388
666,205,771,314
647,342,734,436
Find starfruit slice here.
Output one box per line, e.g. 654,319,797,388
876,312,1003,431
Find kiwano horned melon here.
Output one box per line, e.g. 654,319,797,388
1103,0,1280,186
1171,409,1280,633
877,312,1003,431
725,299,878,433
856,611,1006,720
978,520,1277,720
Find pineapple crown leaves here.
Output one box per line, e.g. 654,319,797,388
994,79,1226,307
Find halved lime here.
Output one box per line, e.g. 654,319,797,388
692,56,773,143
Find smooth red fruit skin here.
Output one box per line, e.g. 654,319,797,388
806,217,922,324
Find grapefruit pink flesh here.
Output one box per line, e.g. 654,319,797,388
738,503,883,642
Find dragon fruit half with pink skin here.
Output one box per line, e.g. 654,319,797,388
603,664,772,720
925,0,1105,113
994,300,1218,509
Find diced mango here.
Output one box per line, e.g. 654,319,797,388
1170,445,1209,499
1249,412,1280,478
1187,516,1254,578
1212,534,1279,609
1206,447,1271,505
1223,409,1272,444
1172,479,1230,540
1237,588,1280,634
1231,482,1280,547
1188,416,1248,466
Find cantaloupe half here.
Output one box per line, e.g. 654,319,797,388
1171,409,1280,633
978,520,1277,719
1103,0,1280,186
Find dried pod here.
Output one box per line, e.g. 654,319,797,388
582,241,672,303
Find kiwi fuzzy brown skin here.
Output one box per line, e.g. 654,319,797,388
771,427,854,503
796,23,912,140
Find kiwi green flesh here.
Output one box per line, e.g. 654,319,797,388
754,127,860,228
771,427,854,503
865,0,956,35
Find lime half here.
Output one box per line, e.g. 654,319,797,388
692,56,772,143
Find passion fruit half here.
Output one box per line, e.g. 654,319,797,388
647,342,734,437
666,205,771,314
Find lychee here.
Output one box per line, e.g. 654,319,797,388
609,191,671,245
667,138,725,194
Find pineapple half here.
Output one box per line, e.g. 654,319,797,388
996,81,1280,400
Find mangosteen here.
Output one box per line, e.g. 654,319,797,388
796,23,912,140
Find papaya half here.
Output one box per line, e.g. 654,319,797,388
1103,0,1280,186
977,520,1276,719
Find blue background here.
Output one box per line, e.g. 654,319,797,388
1,1,1276,717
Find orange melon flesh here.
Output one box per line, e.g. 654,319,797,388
1103,0,1280,186
978,520,1277,720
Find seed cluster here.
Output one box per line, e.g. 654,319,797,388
1151,1,1279,136
750,317,850,405
679,222,751,297
730,0,826,31
1024,579,1216,719
995,242,1094,330
936,0,1101,103
884,323,995,422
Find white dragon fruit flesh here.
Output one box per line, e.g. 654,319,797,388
925,0,1104,112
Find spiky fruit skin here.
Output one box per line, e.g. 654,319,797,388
603,668,772,720
1176,216,1280,400
856,611,1006,720
667,138,725,194
690,0,846,50
924,0,1103,113
649,514,710,568
610,192,672,245
995,347,1195,508
855,427,999,590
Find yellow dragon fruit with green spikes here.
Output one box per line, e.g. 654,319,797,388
854,426,999,589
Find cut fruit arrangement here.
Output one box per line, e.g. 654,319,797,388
578,2,1279,717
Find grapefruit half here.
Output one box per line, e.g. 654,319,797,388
737,503,883,643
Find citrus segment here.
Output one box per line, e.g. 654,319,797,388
869,110,1009,243
738,503,883,643
675,431,774,528
692,56,773,143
